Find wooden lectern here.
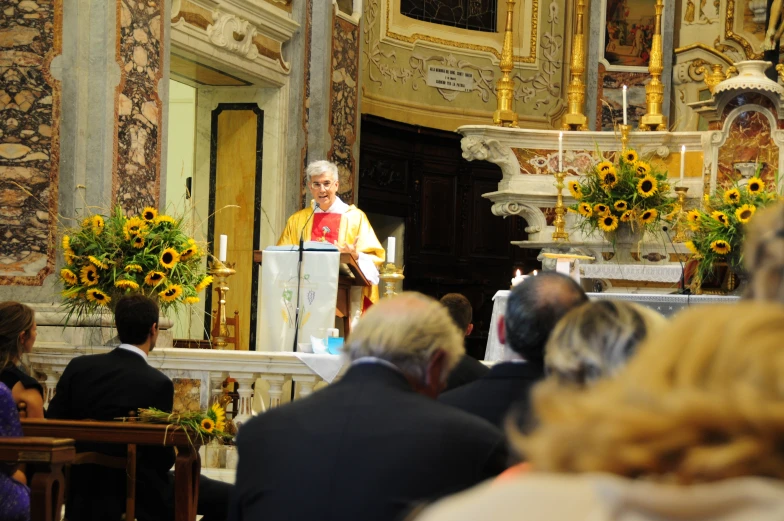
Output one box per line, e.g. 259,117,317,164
253,251,370,335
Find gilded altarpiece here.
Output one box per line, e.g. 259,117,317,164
0,0,62,285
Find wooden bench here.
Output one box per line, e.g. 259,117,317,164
0,436,75,521
22,419,202,521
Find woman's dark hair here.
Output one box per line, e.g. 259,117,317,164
114,295,159,345
0,302,35,371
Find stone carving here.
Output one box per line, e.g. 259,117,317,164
207,12,259,60
490,201,547,234
512,0,563,110
460,136,521,182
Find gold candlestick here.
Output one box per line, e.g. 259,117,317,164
208,259,236,350
562,0,588,130
639,0,667,131
552,171,569,241
493,0,518,127
379,263,405,298
672,186,689,243
618,123,631,152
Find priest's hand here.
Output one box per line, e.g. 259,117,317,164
335,237,359,260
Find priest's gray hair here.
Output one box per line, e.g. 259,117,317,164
344,292,465,384
305,160,339,184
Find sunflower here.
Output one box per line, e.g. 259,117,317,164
62,235,70,250
613,200,628,212
61,288,81,300
80,265,99,286
639,208,658,224
154,214,175,225
160,248,180,269
723,188,741,204
711,211,729,227
123,217,147,240
195,275,213,292
637,175,658,198
577,203,592,217
125,264,143,273
60,268,78,285
634,161,651,177
144,271,166,286
184,296,200,304
593,204,610,216
200,418,215,433
601,169,619,190
131,235,145,249
159,284,183,302
568,181,582,199
81,217,91,228
91,215,105,235
710,239,731,255
88,255,108,269
179,246,197,261
735,204,756,224
64,248,76,266
620,210,635,222
623,149,638,164
598,214,619,232
597,161,614,174
142,207,158,222
86,289,111,306
115,279,140,291
208,403,227,432
746,177,764,194
685,241,699,254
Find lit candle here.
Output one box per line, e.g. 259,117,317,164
387,237,395,263
511,269,527,287
533,270,538,276
558,132,563,172
219,234,227,262
622,85,628,126
680,145,686,183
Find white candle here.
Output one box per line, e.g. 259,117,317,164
622,85,628,126
558,132,563,172
387,237,395,263
218,234,227,262
533,270,538,276
511,269,527,287
680,145,686,183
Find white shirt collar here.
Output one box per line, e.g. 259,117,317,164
351,356,402,374
117,343,148,362
314,197,348,215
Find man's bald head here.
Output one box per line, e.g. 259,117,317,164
503,272,588,362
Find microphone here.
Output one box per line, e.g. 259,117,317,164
293,202,320,353
662,224,689,294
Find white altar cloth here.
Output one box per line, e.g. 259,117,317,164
580,263,683,283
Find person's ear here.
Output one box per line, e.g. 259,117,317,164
497,316,506,345
423,349,448,399
465,323,474,336
150,322,159,339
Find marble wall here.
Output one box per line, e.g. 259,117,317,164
328,14,360,205
299,0,312,207
113,0,165,215
0,0,62,286
596,69,647,130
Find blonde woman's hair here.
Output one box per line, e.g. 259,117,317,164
0,302,34,372
744,201,784,303
517,302,784,484
545,300,667,387
344,292,465,383
305,160,339,185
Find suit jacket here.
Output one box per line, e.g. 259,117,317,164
229,363,509,521
46,348,175,521
438,361,545,430
444,355,490,391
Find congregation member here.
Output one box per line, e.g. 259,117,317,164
0,382,29,521
416,303,784,521
47,295,230,521
440,293,489,390
544,300,666,387
439,272,587,428
743,201,784,302
230,292,509,521
277,160,385,310
0,302,44,419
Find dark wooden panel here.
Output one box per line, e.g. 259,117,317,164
420,175,456,254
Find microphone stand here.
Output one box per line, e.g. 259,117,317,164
662,225,690,295
292,203,319,353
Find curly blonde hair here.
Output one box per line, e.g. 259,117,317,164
517,302,784,484
744,201,784,303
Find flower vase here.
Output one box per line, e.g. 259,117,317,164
605,223,644,263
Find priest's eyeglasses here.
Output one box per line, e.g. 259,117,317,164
311,181,334,190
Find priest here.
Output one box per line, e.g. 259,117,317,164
277,160,385,316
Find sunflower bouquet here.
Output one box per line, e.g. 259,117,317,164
134,403,234,444
683,176,778,285
568,148,676,238
59,206,213,319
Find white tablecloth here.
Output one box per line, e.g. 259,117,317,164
484,290,510,361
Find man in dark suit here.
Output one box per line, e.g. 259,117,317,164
440,293,489,391
230,292,509,521
439,272,587,429
47,295,230,521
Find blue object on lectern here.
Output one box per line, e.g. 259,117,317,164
327,337,344,355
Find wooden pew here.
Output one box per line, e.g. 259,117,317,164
0,437,75,521
22,419,202,521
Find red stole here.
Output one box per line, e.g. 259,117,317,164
311,213,342,243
